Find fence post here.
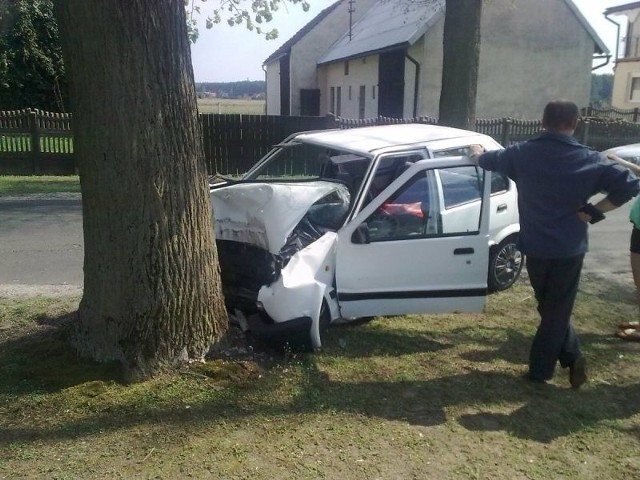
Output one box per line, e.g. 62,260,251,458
634,108,639,123
501,117,512,146
580,119,590,146
28,109,41,174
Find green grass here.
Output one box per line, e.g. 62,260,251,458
197,97,265,115
0,175,80,195
1,279,639,479
0,135,73,153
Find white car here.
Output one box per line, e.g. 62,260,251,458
603,143,640,165
210,124,521,349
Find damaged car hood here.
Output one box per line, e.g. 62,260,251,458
210,182,348,254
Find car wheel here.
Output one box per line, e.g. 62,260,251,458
488,235,523,292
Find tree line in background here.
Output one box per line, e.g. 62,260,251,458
196,81,265,99
0,0,618,113
591,74,613,107
0,0,68,112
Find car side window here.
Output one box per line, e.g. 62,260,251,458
365,172,433,242
362,166,484,242
360,152,425,209
437,166,484,236
433,146,509,195
439,166,481,209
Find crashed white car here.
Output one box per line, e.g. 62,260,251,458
210,124,521,349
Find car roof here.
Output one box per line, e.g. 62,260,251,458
604,143,640,155
292,124,492,155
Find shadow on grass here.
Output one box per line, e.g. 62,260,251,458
2,356,639,446
0,310,122,395
2,285,640,447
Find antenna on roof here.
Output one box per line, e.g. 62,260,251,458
348,0,356,40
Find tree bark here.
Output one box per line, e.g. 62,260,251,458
438,0,483,130
53,0,227,381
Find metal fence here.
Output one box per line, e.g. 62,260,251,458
3,109,640,176
581,106,640,123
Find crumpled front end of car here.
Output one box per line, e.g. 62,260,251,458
210,182,348,349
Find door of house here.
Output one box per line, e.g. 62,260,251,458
358,85,366,119
300,89,320,116
378,50,405,118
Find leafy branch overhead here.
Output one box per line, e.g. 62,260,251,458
185,0,310,42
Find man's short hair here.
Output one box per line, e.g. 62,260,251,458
542,100,579,131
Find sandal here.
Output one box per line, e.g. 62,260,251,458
617,321,640,329
616,328,640,342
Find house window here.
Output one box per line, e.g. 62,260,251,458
336,86,342,116
344,61,349,75
359,85,366,119
372,85,376,100
330,87,335,113
348,85,352,100
631,77,640,102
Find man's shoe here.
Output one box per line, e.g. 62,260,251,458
569,356,587,389
522,372,547,384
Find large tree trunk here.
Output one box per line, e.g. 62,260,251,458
53,0,227,381
438,0,483,130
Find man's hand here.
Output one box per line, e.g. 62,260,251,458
468,144,485,165
469,144,485,156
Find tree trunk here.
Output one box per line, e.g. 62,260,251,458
53,0,227,381
438,0,483,130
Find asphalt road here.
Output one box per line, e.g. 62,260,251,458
0,195,84,296
0,194,635,297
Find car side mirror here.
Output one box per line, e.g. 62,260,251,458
351,223,370,244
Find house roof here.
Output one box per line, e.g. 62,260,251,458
264,0,609,67
315,0,608,65
562,0,609,54
317,0,444,65
263,0,342,65
605,2,640,16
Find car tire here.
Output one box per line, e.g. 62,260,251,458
488,235,523,292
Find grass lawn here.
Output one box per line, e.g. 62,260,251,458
0,175,80,196
197,97,265,115
1,278,639,479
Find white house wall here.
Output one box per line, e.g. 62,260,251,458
418,19,444,117
611,60,640,109
405,41,423,118
476,0,592,118
286,0,379,116
413,0,593,119
611,13,640,109
321,56,379,118
265,62,281,115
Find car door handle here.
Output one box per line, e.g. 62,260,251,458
497,204,508,213
454,247,474,255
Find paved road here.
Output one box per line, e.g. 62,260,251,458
0,195,83,296
0,194,635,297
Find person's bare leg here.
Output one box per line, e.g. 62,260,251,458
631,251,640,323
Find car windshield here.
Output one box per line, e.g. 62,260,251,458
244,142,372,190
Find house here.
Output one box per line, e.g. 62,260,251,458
264,0,609,120
605,2,640,110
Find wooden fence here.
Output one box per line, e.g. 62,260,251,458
0,109,74,175
3,109,640,176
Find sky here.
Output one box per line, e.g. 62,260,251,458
189,0,631,83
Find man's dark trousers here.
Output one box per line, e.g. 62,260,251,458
525,254,584,381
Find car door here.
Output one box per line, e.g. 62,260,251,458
431,145,518,242
335,157,491,318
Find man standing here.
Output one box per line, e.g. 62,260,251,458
470,99,640,388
